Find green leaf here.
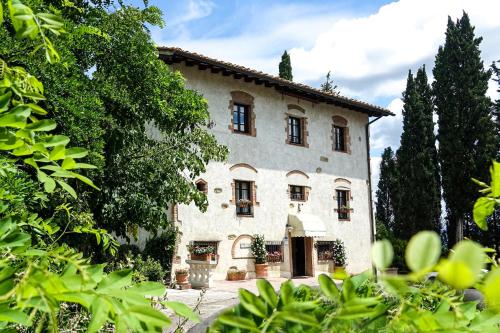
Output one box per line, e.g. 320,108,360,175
239,289,267,318
473,197,495,231
128,305,171,328
277,311,319,327
0,113,28,128
88,297,111,333
56,180,77,199
64,147,88,158
61,157,76,170
43,135,70,147
279,280,294,305
0,91,11,112
97,269,132,291
0,1,3,26
36,13,64,28
128,281,165,297
0,309,30,325
483,268,500,313
217,314,259,332
405,231,441,273
162,301,200,323
25,119,56,131
438,240,485,289
372,239,393,269
257,279,278,308
49,144,65,160
318,274,340,301
490,161,500,198
26,103,47,115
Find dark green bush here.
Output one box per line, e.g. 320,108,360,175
135,256,165,282
143,228,177,273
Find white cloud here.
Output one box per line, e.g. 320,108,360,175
371,98,404,151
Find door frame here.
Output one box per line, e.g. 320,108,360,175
289,236,314,277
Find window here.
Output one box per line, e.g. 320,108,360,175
334,126,346,152
190,241,219,254
265,241,283,263
316,241,335,261
288,116,302,144
195,179,208,193
235,180,253,216
233,103,249,133
336,189,350,220
289,185,305,201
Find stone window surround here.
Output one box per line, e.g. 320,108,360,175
195,178,208,194
285,112,309,148
334,187,353,221
331,115,351,154
230,179,259,217
288,184,310,202
228,91,256,137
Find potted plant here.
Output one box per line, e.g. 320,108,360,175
175,268,189,284
227,266,247,281
251,234,268,278
332,239,346,272
188,245,215,261
237,199,252,208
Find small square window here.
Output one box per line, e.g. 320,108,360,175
288,116,302,145
336,189,350,220
289,185,305,201
235,180,253,216
334,126,346,152
233,103,250,133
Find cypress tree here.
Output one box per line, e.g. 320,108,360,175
432,13,497,247
279,51,293,81
393,68,441,240
375,147,398,234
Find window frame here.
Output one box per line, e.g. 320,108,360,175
289,185,305,201
316,241,335,261
288,116,302,145
235,180,253,216
336,189,350,220
334,125,346,152
233,103,250,134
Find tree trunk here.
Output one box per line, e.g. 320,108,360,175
455,217,464,244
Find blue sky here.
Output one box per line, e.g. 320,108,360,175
129,0,500,185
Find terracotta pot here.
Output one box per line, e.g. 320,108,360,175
191,253,211,261
255,263,268,278
175,273,188,284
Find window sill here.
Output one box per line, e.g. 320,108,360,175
338,218,351,222
287,142,307,148
290,198,306,202
333,149,349,154
237,214,254,218
232,130,254,137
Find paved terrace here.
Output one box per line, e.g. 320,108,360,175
164,277,319,332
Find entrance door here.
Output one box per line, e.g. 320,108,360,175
292,237,306,276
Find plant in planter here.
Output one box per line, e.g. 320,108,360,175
188,245,216,261
237,199,252,208
175,268,189,285
227,266,247,281
251,234,268,278
332,239,347,271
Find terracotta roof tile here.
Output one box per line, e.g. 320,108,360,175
157,46,394,117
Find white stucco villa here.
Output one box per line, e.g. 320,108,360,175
157,47,393,280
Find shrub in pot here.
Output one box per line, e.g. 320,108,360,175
251,234,268,278
227,266,247,281
175,268,189,284
332,239,346,272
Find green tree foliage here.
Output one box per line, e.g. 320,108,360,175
0,1,199,331
492,61,500,158
394,68,441,240
278,50,293,81
375,147,398,233
433,13,497,247
0,0,228,240
320,70,339,95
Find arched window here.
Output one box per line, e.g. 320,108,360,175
195,179,208,194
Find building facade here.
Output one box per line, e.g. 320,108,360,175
158,47,392,280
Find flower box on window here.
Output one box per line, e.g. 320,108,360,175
237,199,252,208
